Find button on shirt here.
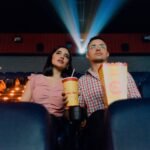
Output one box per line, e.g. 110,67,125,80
79,68,141,117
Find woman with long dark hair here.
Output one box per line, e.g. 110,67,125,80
43,47,73,78
21,46,73,150
21,46,73,114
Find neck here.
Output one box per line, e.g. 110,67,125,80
91,62,102,73
52,68,62,78
90,59,108,73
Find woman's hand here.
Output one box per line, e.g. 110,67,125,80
62,92,69,108
81,119,87,128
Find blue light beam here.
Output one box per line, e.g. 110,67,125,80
81,0,127,53
49,0,127,54
49,0,82,52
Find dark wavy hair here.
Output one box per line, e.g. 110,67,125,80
87,36,106,47
43,46,73,77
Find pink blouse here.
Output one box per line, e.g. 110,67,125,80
29,74,64,117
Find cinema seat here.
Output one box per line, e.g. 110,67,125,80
130,72,150,94
141,81,150,98
0,102,51,150
106,98,150,150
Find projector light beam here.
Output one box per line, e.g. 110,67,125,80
49,0,127,54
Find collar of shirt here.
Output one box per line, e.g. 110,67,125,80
86,68,100,80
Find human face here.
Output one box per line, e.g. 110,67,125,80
52,48,70,71
86,39,109,63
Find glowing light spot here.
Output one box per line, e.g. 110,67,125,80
17,97,21,101
3,97,9,101
10,90,15,93
15,87,20,91
9,93,14,97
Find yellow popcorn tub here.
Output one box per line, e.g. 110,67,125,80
98,63,128,108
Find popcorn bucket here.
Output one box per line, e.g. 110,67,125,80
98,63,127,108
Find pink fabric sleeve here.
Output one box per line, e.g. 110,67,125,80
28,74,36,91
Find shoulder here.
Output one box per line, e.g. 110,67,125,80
28,74,45,80
127,72,134,79
79,70,92,80
79,72,91,84
79,73,87,80
28,74,47,84
28,74,48,89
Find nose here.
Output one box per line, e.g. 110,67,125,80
60,54,65,59
96,46,101,50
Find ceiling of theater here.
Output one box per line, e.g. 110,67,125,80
0,0,150,33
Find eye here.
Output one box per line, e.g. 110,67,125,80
55,50,61,54
100,44,106,49
90,45,96,49
64,53,70,59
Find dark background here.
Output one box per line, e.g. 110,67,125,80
0,0,150,33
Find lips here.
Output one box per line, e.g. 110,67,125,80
95,52,103,56
57,59,64,64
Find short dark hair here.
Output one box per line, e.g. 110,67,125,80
42,46,73,77
87,36,106,47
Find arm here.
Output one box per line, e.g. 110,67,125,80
78,79,88,127
21,81,32,102
78,80,86,108
127,72,141,98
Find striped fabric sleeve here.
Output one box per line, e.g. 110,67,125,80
127,72,141,98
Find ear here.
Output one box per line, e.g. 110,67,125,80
86,52,89,59
107,51,110,58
